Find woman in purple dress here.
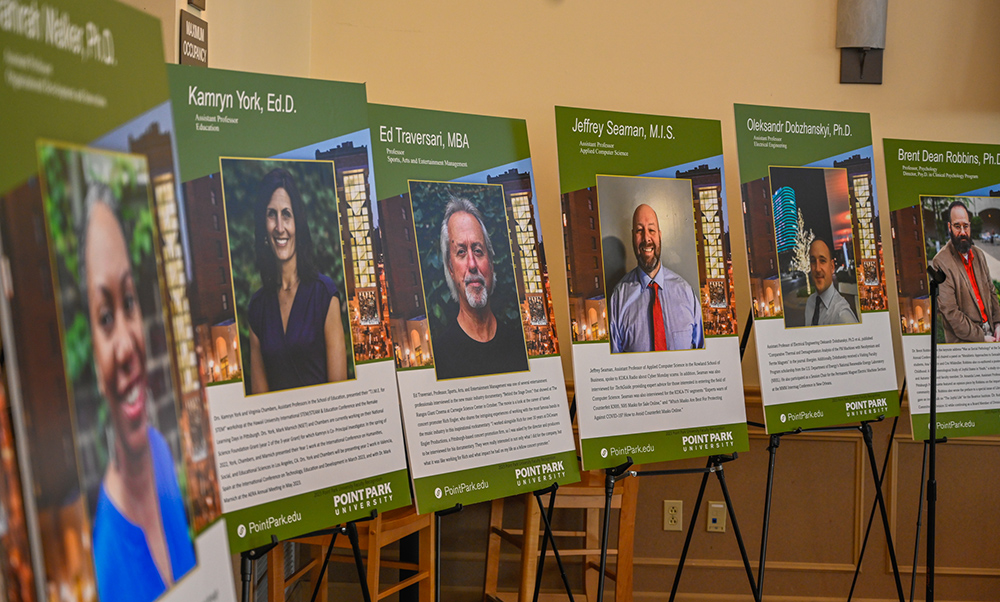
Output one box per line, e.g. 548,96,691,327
248,168,348,393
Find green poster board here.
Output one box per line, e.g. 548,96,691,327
167,65,411,552
883,138,1000,440
554,106,748,469
734,104,899,434
368,103,579,513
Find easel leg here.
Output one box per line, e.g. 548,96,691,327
532,485,575,602
848,416,899,602
861,422,905,602
347,521,373,602
310,529,341,602
597,474,615,602
667,458,711,602
757,434,780,601
598,459,633,602
531,490,552,601
757,434,781,602
716,461,758,600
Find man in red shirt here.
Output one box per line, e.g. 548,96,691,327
931,200,1000,343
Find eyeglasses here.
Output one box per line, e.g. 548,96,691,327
950,222,971,233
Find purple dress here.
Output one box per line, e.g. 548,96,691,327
249,274,338,391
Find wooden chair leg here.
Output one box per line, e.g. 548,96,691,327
316,541,329,602
420,515,435,602
267,543,285,602
518,493,541,602
484,497,505,601
367,515,383,600
614,476,639,602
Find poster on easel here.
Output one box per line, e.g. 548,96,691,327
0,1,236,601
167,65,411,552
554,106,748,470
368,104,580,513
734,104,898,433
883,138,1000,440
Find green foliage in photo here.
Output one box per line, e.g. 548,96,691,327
219,158,354,394
409,180,521,331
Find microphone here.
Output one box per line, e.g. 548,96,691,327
927,265,946,285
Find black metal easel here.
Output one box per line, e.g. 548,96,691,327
754,416,905,602
633,455,758,602
302,509,379,602
596,457,633,602
846,409,899,601
529,483,577,602
593,453,758,602
742,309,906,602
589,310,760,602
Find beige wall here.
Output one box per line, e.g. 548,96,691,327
124,1,1000,599
121,0,312,75
308,0,1000,391
305,3,1000,600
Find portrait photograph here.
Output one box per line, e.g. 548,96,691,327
38,142,197,602
769,166,860,329
597,174,705,353
408,180,529,381
919,195,1000,344
219,158,356,396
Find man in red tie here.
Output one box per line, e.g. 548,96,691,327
932,200,1000,343
608,204,704,352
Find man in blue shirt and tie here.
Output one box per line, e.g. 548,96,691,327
609,203,704,352
802,238,858,326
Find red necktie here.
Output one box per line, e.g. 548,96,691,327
649,281,667,351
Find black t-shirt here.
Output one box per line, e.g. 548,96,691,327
433,315,529,380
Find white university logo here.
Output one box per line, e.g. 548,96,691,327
600,448,608,458
237,524,247,538
434,487,443,499
780,414,787,423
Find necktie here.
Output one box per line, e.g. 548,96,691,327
649,281,667,350
811,296,821,326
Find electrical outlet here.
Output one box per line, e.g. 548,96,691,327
706,501,727,533
663,500,682,531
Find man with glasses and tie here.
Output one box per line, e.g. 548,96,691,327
803,237,859,327
609,204,704,352
932,200,1000,343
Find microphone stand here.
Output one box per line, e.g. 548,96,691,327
925,265,946,602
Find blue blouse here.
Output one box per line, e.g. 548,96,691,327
249,274,338,391
93,427,196,602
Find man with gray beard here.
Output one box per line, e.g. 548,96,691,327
433,197,528,379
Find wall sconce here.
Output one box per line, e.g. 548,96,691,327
836,0,887,84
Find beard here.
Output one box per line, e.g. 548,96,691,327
463,273,490,309
634,240,661,274
951,230,972,255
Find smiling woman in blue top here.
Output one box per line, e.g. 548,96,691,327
609,203,704,352
248,168,348,393
81,184,196,602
